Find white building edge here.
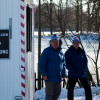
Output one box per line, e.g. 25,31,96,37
0,0,35,100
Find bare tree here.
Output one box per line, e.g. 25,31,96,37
87,1,91,32
86,0,100,33
76,0,80,32
87,40,100,86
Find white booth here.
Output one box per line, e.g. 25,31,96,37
0,0,35,100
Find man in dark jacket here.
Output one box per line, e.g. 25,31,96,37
39,34,66,100
65,36,92,100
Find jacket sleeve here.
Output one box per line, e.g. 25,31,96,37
83,51,88,71
62,57,67,77
39,49,48,76
65,50,76,72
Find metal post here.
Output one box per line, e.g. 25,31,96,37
80,0,82,34
9,18,12,39
50,0,53,35
38,0,41,90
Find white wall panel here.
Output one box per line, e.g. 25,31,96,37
0,0,13,29
0,0,7,28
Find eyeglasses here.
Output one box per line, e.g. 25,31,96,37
52,41,59,44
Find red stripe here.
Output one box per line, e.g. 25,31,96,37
21,31,24,36
21,14,24,19
21,22,24,28
20,5,24,11
34,8,36,12
21,83,25,88
21,57,25,62
21,74,25,80
21,48,25,54
21,91,25,97
21,0,25,97
21,65,25,71
21,0,24,2
21,39,25,45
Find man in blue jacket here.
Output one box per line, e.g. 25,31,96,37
65,36,92,100
39,34,66,100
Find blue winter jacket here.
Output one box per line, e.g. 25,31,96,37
39,45,66,82
65,46,87,78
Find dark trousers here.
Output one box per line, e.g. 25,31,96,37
67,77,92,100
45,82,61,100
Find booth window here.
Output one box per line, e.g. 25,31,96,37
26,5,32,52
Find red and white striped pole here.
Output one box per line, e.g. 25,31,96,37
20,0,26,99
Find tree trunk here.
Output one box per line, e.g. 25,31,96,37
87,2,91,32
95,42,100,86
80,0,82,34
95,10,98,32
87,69,96,86
76,0,79,32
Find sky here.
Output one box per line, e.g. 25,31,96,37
34,0,59,5
33,0,87,11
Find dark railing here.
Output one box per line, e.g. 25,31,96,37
35,73,68,91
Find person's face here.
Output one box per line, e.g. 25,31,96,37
50,40,59,50
73,41,79,49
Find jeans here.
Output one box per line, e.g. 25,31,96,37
67,77,92,100
45,82,61,100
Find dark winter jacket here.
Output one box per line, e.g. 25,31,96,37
65,46,87,78
39,45,66,82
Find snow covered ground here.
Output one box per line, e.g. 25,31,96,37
35,87,100,100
